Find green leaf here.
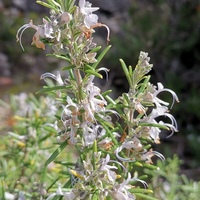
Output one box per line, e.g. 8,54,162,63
63,179,72,188
144,144,152,149
47,177,60,192
122,93,130,105
92,140,97,170
36,1,60,12
132,161,143,167
130,188,153,194
138,75,150,94
101,90,112,97
62,65,76,70
134,193,158,200
69,68,75,80
139,122,169,130
138,174,149,180
85,70,103,79
89,45,102,53
115,122,124,133
92,45,111,69
54,161,75,166
91,193,99,200
45,140,68,166
95,115,114,129
0,180,5,200
119,59,132,87
47,0,56,6
128,65,133,79
46,0,62,9
36,85,71,94
43,126,58,134
93,140,97,153
143,163,160,170
84,64,95,71
105,94,116,105
96,116,118,146
46,54,70,62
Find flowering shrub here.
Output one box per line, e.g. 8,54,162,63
2,0,179,199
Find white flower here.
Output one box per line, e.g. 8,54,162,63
81,77,108,122
16,20,46,50
61,96,80,126
78,0,110,42
84,52,97,63
142,106,178,139
79,0,99,15
42,18,54,38
98,137,113,149
110,173,136,200
110,172,148,200
123,138,143,151
84,13,98,29
59,96,81,144
79,0,100,29
46,184,78,200
89,88,107,112
141,149,165,164
152,82,179,109
4,192,15,200
99,154,119,184
63,191,77,200
81,122,97,146
40,71,64,85
115,138,143,162
46,184,63,200
148,126,161,144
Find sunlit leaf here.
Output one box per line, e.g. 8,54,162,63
45,140,68,166
92,45,111,69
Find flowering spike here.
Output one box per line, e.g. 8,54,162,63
15,0,179,199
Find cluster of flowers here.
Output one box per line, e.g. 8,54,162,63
16,0,109,65
16,0,179,199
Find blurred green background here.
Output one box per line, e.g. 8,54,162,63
0,0,199,181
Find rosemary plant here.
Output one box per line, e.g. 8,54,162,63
15,0,179,199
